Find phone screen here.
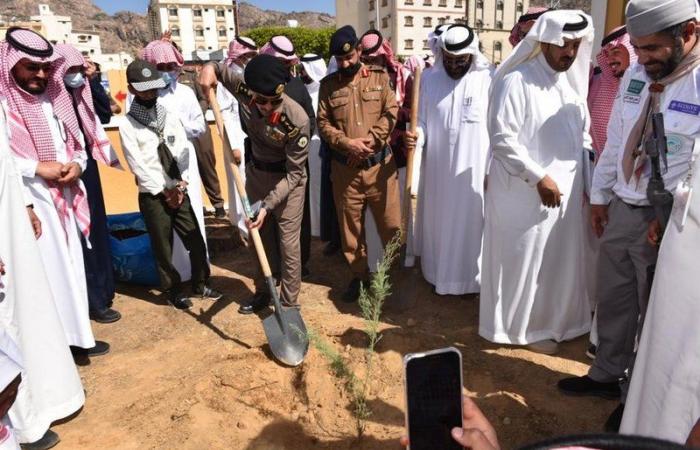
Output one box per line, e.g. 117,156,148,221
406,349,463,450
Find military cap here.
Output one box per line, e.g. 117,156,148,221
244,54,287,96
330,25,358,57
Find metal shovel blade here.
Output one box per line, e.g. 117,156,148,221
262,278,309,366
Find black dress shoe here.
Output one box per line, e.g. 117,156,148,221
72,340,110,357
20,429,60,450
90,307,122,324
168,292,192,310
238,292,270,315
604,403,625,432
323,241,340,256
342,278,362,303
558,375,621,399
214,207,227,219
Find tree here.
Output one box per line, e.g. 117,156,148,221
243,26,335,61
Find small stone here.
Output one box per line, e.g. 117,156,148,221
503,417,511,425
406,318,417,327
237,421,247,429
345,344,351,352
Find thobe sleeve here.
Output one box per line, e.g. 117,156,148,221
175,126,191,185
12,157,38,178
489,72,547,187
179,86,207,140
264,118,311,210
590,87,624,206
71,132,88,172
119,121,166,196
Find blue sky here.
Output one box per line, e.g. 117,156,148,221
94,0,334,15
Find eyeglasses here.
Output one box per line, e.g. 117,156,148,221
253,95,283,106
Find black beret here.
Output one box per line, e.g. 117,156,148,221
330,25,358,57
244,54,288,96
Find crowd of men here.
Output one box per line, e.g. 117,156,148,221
1,0,699,447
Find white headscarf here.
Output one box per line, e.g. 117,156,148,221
440,24,492,71
493,10,595,99
300,54,327,84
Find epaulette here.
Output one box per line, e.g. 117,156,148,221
279,113,300,138
236,81,252,99
366,64,386,72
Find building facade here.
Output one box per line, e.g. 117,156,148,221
148,0,238,59
336,0,530,64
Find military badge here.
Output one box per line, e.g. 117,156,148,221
297,135,309,148
275,84,284,95
343,42,351,53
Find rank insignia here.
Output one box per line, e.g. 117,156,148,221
275,84,284,95
343,43,351,53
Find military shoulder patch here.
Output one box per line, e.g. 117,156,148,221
297,135,309,148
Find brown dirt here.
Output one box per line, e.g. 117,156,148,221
54,222,614,449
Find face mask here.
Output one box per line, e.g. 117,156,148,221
63,72,85,89
134,95,158,109
339,62,361,77
161,70,178,86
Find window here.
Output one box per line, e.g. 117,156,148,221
382,16,388,28
193,7,202,17
439,0,447,6
369,20,376,29
216,8,225,17
423,39,429,49
455,17,466,24
438,17,446,25
422,0,432,5
516,2,523,12
171,26,180,37
423,16,432,27
168,6,178,16
218,27,226,37
405,0,413,4
405,39,414,50
476,0,483,8
405,16,413,26
476,19,483,28
494,41,502,51
496,20,503,29
369,0,375,10
496,1,504,10
195,26,204,37
454,0,463,7
381,0,388,6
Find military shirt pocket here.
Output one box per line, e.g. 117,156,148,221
329,92,350,122
361,88,383,115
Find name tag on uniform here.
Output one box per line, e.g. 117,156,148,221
623,95,641,104
669,100,700,116
167,135,175,145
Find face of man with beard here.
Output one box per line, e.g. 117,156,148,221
541,38,582,72
11,58,53,95
631,21,696,81
605,46,631,78
442,50,472,79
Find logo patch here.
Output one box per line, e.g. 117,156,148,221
297,135,308,148
668,100,700,116
623,95,641,105
627,79,646,95
342,42,351,53
167,135,175,145
142,68,152,77
666,134,684,154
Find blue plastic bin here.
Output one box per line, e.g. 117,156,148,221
107,212,159,286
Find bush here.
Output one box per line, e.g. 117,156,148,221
243,26,335,61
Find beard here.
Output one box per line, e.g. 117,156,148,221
646,40,684,80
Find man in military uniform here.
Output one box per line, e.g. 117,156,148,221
198,54,310,312
317,25,401,302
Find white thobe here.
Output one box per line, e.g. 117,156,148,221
305,80,322,237
0,104,85,443
619,67,700,444
414,63,492,295
8,97,95,349
217,83,249,237
479,54,592,344
156,83,209,279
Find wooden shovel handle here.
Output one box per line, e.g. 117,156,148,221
402,66,422,244
207,89,274,278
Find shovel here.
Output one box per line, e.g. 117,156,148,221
208,88,308,366
400,66,422,265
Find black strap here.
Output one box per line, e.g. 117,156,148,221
331,146,390,169
300,54,323,63
6,27,53,58
601,26,627,47
443,24,475,52
157,142,182,181
270,39,295,57
518,9,550,23
563,14,588,32
251,155,287,173
235,36,257,51
360,29,384,55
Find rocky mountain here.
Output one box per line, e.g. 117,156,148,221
2,0,335,56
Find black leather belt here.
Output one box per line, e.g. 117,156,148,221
251,155,287,173
331,146,391,169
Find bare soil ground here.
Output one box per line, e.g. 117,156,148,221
54,221,615,449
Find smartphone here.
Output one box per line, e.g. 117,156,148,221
404,347,463,450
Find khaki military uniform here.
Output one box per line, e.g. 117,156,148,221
213,62,310,305
317,64,401,278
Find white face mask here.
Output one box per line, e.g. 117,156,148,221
63,72,85,89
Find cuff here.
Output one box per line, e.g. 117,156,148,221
16,159,38,178
521,163,547,187
590,190,613,206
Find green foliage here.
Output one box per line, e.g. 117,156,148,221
305,230,402,438
243,26,335,61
